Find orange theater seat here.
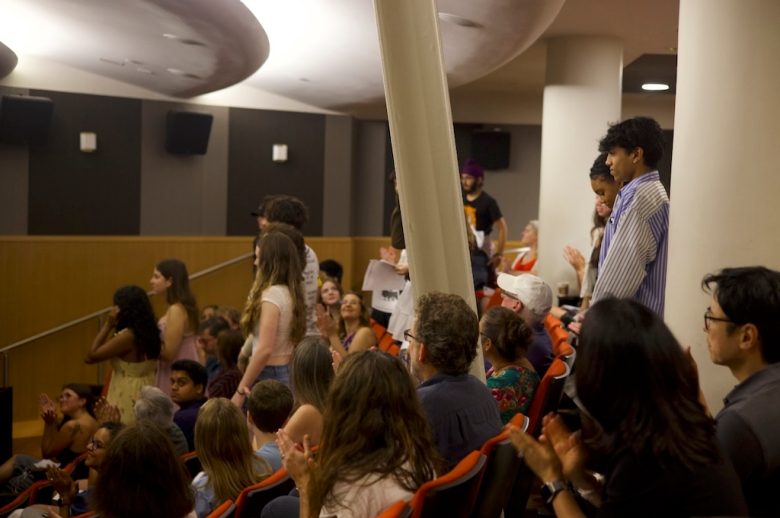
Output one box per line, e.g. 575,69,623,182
207,500,236,518
409,451,486,518
234,467,296,518
544,314,563,335
376,499,412,518
525,358,570,437
370,319,400,356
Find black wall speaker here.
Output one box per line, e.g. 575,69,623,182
0,95,54,145
165,110,213,155
471,130,511,170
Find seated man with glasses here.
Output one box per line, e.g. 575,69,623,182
496,273,556,377
698,266,780,518
406,292,501,470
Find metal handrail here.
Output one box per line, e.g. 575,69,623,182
1,251,254,355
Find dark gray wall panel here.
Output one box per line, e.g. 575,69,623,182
139,101,229,235
0,86,30,235
322,115,354,236
353,121,386,236
227,109,325,236
27,90,141,235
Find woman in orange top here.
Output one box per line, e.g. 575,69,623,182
508,220,538,274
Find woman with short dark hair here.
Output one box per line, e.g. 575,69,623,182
508,299,748,517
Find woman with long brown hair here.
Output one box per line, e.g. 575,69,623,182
268,350,441,518
193,398,272,518
150,259,200,396
317,291,376,357
232,232,306,407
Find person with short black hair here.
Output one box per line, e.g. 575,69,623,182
591,116,669,316
318,260,343,285
198,316,230,381
247,380,294,472
696,266,780,517
171,359,208,452
409,292,501,470
265,196,320,338
508,299,748,517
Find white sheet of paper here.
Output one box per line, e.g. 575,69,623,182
361,259,407,291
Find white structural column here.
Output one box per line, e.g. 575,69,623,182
536,37,623,295
666,0,780,413
373,0,485,380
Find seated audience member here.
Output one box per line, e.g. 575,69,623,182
318,291,377,357
0,384,97,493
508,299,748,517
283,337,335,446
265,351,442,518
19,422,125,518
200,305,219,322
57,420,195,518
198,316,231,381
171,359,209,452
264,196,320,337
318,259,343,285
507,220,539,275
216,306,242,330
408,292,502,469
318,277,344,322
85,285,161,424
496,273,556,377
134,386,189,456
695,267,780,517
247,380,294,472
206,329,244,400
481,306,540,424
193,398,273,518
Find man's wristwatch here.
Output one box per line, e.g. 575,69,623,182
540,479,567,504
54,496,72,507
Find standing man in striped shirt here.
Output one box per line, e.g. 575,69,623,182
590,117,669,316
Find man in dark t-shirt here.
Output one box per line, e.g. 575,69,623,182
461,158,507,269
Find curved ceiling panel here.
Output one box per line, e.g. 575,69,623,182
0,0,269,97
0,40,18,79
242,0,565,109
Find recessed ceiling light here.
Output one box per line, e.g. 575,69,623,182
163,33,207,46
438,13,482,28
642,83,670,91
99,58,125,66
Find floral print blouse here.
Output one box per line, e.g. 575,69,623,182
486,365,540,425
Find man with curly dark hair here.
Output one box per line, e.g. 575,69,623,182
591,116,670,316
407,291,501,469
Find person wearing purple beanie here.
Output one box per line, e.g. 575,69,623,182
461,158,508,271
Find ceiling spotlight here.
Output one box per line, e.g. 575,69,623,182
642,83,670,91
438,13,482,28
163,33,207,46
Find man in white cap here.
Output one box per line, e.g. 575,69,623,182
496,273,556,377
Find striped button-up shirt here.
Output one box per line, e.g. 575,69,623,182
592,171,669,316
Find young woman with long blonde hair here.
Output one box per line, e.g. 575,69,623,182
192,398,272,518
232,232,306,408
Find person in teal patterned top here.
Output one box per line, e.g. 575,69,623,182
480,306,541,424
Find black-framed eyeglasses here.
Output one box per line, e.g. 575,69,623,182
89,437,105,450
704,311,732,331
403,329,418,343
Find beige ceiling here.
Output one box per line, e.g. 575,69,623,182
455,0,680,96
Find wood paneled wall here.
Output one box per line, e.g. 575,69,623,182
2,236,523,430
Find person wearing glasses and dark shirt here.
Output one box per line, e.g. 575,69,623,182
406,292,501,470
693,267,780,517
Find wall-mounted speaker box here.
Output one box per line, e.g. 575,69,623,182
165,110,213,155
471,130,511,170
0,95,54,145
